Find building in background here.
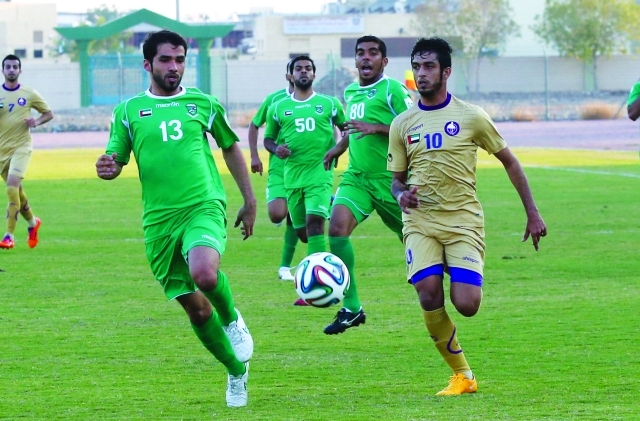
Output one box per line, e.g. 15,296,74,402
0,2,57,60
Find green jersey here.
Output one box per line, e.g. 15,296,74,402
344,75,413,175
628,82,640,106
106,87,238,229
251,87,291,176
264,92,346,188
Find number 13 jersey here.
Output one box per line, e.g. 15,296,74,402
106,87,238,227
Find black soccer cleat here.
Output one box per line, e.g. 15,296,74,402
323,308,366,335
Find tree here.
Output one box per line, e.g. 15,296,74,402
412,0,520,93
51,5,135,61
533,0,640,91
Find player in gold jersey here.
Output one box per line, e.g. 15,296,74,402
0,55,53,249
388,38,547,396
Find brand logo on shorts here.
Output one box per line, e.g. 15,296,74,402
17,97,26,106
367,88,377,99
202,234,220,247
406,248,413,265
444,121,460,136
387,153,393,162
186,103,197,116
462,256,480,264
315,105,324,114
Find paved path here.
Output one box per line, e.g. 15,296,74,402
32,118,640,151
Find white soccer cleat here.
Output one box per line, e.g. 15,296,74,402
278,266,294,281
226,362,249,408
222,309,253,363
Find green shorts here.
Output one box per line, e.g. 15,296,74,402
266,154,286,203
332,171,403,239
144,200,227,300
286,183,332,229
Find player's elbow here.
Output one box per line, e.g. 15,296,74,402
627,107,639,121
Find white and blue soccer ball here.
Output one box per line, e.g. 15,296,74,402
294,252,350,308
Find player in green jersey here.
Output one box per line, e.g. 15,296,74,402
264,55,346,305
321,36,413,333
627,80,640,121
389,37,547,396
248,61,299,281
95,30,255,408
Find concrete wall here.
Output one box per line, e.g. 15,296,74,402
17,61,81,110
0,3,57,60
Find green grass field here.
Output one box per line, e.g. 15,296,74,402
0,148,638,420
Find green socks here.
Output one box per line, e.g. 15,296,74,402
280,222,299,267
191,312,245,376
329,236,360,312
307,234,326,254
201,270,236,326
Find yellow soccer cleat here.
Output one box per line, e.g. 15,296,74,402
436,373,478,396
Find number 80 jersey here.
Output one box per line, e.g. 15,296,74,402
106,87,238,227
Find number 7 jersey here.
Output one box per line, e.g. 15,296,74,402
106,87,238,227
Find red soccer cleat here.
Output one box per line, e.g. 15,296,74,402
0,235,15,249
27,217,41,249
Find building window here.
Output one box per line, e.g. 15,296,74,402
34,50,43,58
14,49,27,58
33,30,44,43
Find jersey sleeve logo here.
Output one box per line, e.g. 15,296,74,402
315,105,323,114
186,103,197,116
444,121,460,136
17,97,26,106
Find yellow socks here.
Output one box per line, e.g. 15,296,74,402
6,186,20,235
423,307,472,377
19,188,34,222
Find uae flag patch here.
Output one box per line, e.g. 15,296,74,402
139,109,152,118
407,133,420,144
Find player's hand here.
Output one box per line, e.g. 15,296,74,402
345,120,378,139
275,144,291,159
397,186,419,214
323,147,341,170
24,118,38,128
234,201,256,240
250,155,263,176
522,213,547,251
95,153,118,179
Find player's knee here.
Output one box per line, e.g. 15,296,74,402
328,218,350,237
191,268,219,292
452,297,481,317
268,212,286,224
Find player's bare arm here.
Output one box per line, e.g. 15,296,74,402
221,142,257,240
247,122,264,175
264,137,291,159
391,171,419,214
494,147,547,251
628,97,640,121
95,152,123,180
25,110,54,128
345,120,390,139
324,130,349,170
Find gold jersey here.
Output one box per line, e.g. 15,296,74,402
387,94,506,228
0,84,50,159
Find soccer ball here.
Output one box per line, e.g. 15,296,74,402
294,252,350,308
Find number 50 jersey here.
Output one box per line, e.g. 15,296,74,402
106,87,238,227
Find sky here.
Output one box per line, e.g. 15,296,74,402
14,0,324,21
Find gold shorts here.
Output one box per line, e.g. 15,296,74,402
0,145,33,180
403,221,485,282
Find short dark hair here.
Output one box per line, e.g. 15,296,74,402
2,54,21,70
286,60,293,75
142,30,188,62
410,37,453,71
355,35,387,58
289,55,316,74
